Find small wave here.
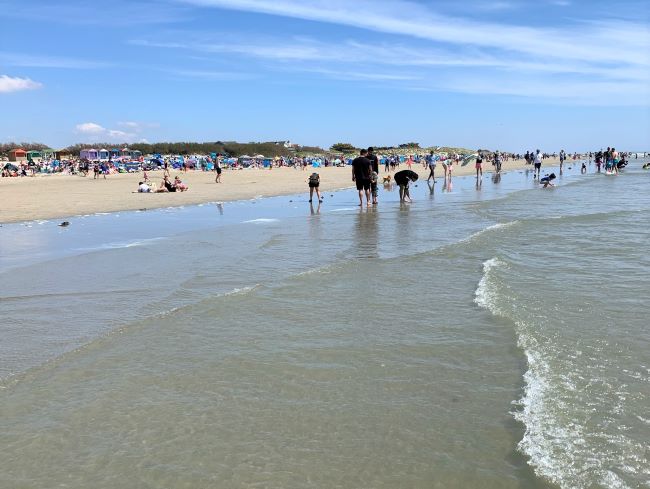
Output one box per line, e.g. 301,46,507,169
462,221,519,244
75,237,165,252
242,218,280,224
330,208,357,212
474,257,506,311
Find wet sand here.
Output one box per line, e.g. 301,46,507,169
0,158,558,223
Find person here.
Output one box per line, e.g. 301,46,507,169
93,163,99,180
174,175,189,191
352,149,372,207
308,171,322,203
137,181,151,193
426,151,436,182
540,173,556,188
143,169,150,182
441,155,450,179
215,155,222,183
581,162,587,174
533,149,542,178
367,147,380,204
559,149,566,172
394,169,418,202
370,169,379,205
475,152,483,179
161,175,176,192
494,150,502,173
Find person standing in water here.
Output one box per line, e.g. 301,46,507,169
426,151,436,182
475,152,483,179
352,149,372,207
308,171,322,203
367,147,380,205
533,149,542,178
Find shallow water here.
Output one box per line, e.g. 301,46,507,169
1,160,649,488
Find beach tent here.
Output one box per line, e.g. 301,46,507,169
3,163,19,171
8,149,27,162
99,149,110,160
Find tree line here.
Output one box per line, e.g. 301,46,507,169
1,141,327,158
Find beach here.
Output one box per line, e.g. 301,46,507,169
1,158,648,489
0,157,557,223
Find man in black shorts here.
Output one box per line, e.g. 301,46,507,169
352,149,372,207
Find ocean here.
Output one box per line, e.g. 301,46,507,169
1,159,648,489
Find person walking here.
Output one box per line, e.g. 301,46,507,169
426,151,436,182
475,152,483,179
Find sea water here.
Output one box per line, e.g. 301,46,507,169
1,160,648,489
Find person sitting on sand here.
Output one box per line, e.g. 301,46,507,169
540,173,556,188
174,175,189,192
138,181,152,193
394,169,419,202
161,175,176,192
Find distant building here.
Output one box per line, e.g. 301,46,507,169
8,148,27,162
80,148,99,160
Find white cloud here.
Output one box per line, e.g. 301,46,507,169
0,74,42,93
74,122,146,142
75,122,106,134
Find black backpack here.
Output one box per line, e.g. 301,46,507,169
309,173,319,184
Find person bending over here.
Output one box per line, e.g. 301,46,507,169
394,169,419,202
540,173,556,188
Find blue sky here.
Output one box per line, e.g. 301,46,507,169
1,0,649,151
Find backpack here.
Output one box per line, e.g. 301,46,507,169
309,173,319,184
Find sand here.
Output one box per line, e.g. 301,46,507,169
0,158,558,223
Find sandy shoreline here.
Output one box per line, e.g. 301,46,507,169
0,158,559,223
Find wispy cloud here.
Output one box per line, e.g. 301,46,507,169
178,0,650,66
0,52,112,69
132,31,649,104
0,75,42,93
1,0,192,25
168,69,256,80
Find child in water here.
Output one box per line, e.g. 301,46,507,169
540,173,556,188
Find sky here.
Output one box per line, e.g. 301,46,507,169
1,0,649,151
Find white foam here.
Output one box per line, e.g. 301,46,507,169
76,237,165,252
242,218,279,224
462,221,519,244
474,257,505,311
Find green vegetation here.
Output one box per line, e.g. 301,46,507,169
329,143,358,153
1,140,477,159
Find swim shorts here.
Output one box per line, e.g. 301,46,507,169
356,179,371,191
